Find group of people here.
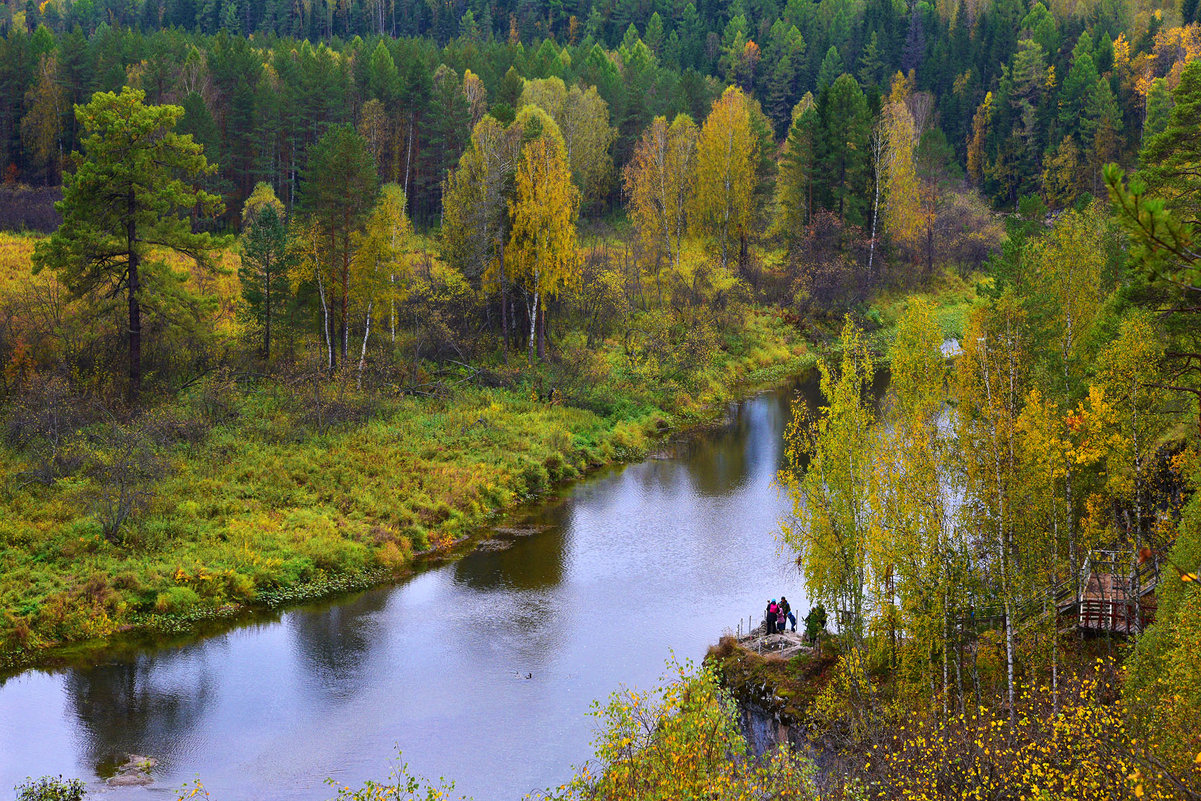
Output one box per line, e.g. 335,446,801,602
764,597,796,633
764,598,827,645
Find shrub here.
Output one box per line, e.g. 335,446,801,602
154,586,200,614
14,776,85,801
81,420,168,543
4,376,94,484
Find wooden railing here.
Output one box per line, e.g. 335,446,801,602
1078,597,1157,635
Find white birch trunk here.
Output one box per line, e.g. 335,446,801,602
316,269,333,372
358,300,373,387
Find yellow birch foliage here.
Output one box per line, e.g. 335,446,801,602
352,183,412,311
461,68,488,129
20,54,67,180
559,84,617,203
505,133,581,304
520,77,616,202
623,114,696,271
779,317,876,645
872,661,1174,801
871,299,957,699
550,661,820,801
242,181,285,228
881,73,924,249
955,297,1029,717
1095,311,1166,503
689,86,757,270
1027,205,1105,391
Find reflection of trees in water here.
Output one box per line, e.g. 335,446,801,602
683,389,798,497
451,507,571,669
288,588,388,700
64,649,216,775
453,507,568,594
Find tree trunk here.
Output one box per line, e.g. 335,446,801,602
527,287,539,362
358,299,373,387
404,113,415,202
264,259,272,361
537,298,547,360
1003,594,1016,723
341,225,351,361
868,159,879,278
925,223,934,278
499,244,510,363
739,234,749,283
127,217,141,404
316,269,333,372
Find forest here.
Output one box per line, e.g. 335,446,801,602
0,0,1199,796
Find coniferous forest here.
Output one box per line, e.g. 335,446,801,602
0,0,1200,797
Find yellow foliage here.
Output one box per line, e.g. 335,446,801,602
689,86,757,270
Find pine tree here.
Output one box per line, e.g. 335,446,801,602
816,73,872,228
1105,59,1201,434
774,95,818,249
1141,77,1172,147
816,45,844,90
425,64,471,212
857,32,885,90
32,87,223,401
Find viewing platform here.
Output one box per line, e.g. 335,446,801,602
729,617,816,660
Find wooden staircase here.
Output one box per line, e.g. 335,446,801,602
951,546,1164,638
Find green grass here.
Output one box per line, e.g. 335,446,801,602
866,267,985,352
0,307,812,669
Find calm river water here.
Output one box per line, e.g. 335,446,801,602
0,375,839,801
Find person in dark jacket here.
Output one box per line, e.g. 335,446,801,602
779,596,796,632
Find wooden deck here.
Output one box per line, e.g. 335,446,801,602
1075,569,1158,635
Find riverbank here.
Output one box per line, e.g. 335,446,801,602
0,307,814,672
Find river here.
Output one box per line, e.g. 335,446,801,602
0,374,841,801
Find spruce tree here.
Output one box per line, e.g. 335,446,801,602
816,73,872,228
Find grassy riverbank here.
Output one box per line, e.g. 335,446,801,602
0,306,813,670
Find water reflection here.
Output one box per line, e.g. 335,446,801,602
64,649,216,776
288,589,389,701
452,506,570,593
1,371,888,801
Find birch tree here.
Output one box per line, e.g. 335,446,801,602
352,184,411,381
779,318,877,653
690,86,758,271
505,132,581,361
955,296,1028,722
624,114,697,277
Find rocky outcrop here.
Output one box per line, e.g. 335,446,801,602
106,755,157,787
